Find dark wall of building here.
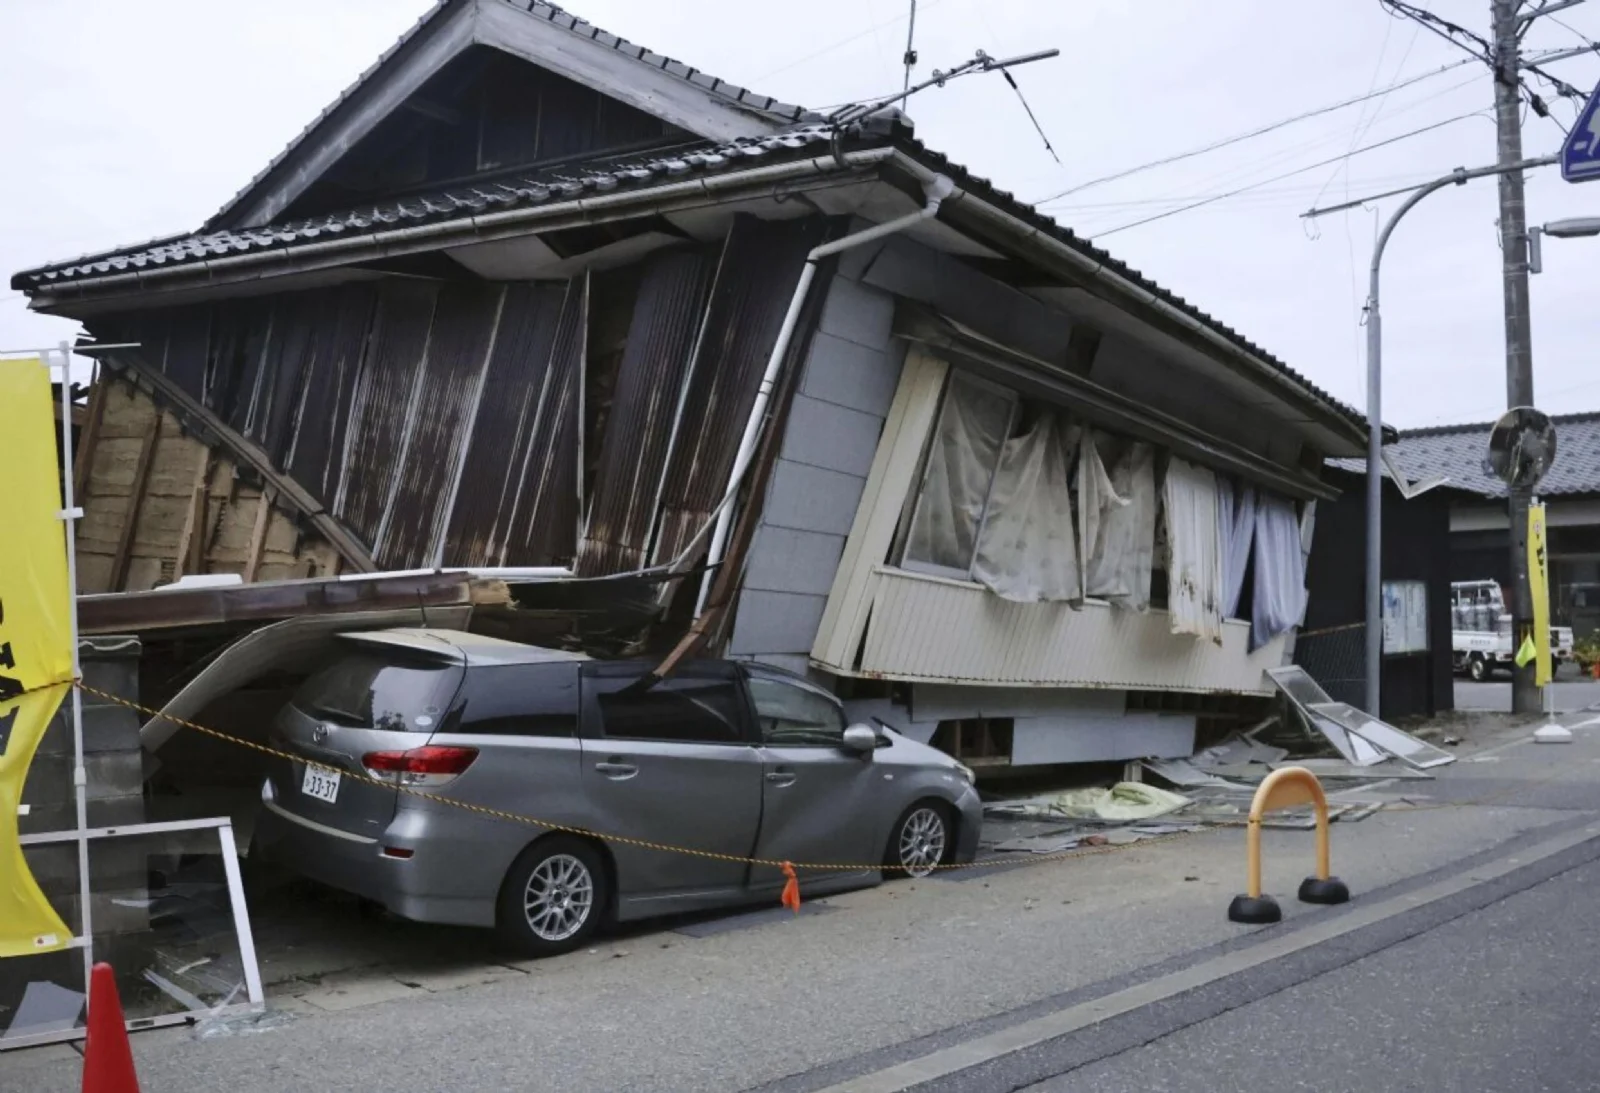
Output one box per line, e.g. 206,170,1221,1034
1299,468,1453,720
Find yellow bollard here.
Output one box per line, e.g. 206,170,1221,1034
1227,766,1351,925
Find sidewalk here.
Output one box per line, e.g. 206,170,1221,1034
6,709,1600,1093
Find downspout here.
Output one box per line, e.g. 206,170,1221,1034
693,172,958,616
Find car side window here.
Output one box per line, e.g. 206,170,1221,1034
747,677,847,746
590,674,748,745
454,662,580,737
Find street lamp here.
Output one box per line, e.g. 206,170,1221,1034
1530,217,1600,274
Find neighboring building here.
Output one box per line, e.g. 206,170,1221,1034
1378,413,1600,640
12,0,1372,777
1297,466,1454,721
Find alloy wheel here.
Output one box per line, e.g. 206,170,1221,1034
523,853,595,942
898,807,947,878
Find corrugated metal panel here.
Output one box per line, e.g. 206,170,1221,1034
333,281,440,549
375,283,506,569
847,567,1285,693
283,284,376,506
439,281,570,567
501,275,588,566
650,215,822,567
577,246,715,575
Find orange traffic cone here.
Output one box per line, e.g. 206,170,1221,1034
82,962,140,1093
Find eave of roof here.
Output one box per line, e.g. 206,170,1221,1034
13,122,1366,439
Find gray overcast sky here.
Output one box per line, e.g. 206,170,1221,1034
3,0,1597,428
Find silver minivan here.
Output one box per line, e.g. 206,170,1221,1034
253,628,982,955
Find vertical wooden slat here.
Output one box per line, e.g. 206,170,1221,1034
172,448,212,580
73,377,109,500
108,415,162,592
243,487,276,583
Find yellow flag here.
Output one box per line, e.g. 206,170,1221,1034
0,357,74,957
1530,503,1552,688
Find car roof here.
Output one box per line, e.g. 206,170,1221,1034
337,628,591,668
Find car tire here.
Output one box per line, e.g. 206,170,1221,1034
883,801,952,880
496,836,608,958
1468,655,1490,682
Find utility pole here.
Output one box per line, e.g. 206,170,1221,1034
1490,0,1540,714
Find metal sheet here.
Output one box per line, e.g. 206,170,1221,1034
651,215,822,567
439,282,570,567
843,566,1286,691
375,283,504,568
577,245,715,575
332,281,440,548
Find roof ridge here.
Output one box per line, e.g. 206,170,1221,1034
1399,408,1600,438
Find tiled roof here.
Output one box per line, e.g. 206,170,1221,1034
1330,411,1600,496
203,0,809,232
12,124,1365,436
11,127,844,286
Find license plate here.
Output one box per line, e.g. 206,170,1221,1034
301,766,341,804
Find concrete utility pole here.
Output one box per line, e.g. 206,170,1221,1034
1490,0,1540,714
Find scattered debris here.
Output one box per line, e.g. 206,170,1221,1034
984,782,1190,822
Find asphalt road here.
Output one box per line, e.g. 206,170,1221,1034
1022,851,1600,1092
8,712,1600,1093
1455,675,1600,712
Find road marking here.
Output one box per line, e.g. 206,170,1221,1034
814,821,1600,1093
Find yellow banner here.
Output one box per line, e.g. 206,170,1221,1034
0,357,74,957
1530,502,1552,688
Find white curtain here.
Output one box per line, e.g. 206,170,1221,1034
1251,493,1307,650
1162,457,1224,643
1080,432,1156,610
973,412,1082,602
904,374,1013,574
1217,478,1257,619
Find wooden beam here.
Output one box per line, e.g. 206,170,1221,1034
108,413,161,592
243,487,276,583
106,359,378,572
73,378,109,500
172,448,212,580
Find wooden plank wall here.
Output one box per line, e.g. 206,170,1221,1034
75,375,344,594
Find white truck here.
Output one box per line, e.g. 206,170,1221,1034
1451,579,1573,681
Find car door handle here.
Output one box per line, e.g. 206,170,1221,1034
594,761,638,779
765,769,797,787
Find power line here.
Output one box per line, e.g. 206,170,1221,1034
1089,112,1488,239
1033,57,1478,206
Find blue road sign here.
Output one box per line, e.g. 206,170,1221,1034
1562,81,1600,183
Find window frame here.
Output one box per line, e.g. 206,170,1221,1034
580,661,755,747
741,669,849,748
896,369,1020,582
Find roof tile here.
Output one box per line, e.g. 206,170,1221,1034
1331,412,1600,496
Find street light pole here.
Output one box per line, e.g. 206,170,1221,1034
1491,0,1542,715
1306,153,1557,717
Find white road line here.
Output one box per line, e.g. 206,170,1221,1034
814,821,1600,1093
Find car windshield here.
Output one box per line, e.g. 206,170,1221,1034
293,651,463,732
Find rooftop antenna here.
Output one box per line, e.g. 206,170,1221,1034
828,46,1058,131
902,0,918,93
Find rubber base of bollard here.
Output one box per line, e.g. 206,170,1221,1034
1227,893,1282,924
1297,875,1351,905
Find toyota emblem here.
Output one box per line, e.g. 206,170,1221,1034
312,725,330,744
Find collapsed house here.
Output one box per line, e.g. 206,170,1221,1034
11,0,1373,814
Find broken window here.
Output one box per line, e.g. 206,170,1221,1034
1161,457,1224,644
902,372,1017,578
1079,432,1157,609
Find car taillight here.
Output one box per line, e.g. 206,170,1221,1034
362,746,477,786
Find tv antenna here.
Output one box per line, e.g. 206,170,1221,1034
902,0,919,93
828,46,1058,132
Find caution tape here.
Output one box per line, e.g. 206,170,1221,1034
72,682,1208,881
69,682,1580,901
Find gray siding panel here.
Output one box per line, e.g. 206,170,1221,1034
763,460,866,537
800,332,902,418
744,525,846,595
728,591,828,655
818,277,895,349
781,394,883,479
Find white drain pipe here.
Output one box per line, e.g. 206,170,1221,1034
694,173,957,616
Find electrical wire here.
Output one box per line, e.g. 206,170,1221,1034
1033,57,1478,206
755,0,949,80
1088,111,1488,239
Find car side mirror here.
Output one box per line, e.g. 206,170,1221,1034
841,725,878,755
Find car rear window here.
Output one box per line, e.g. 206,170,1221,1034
294,651,463,732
